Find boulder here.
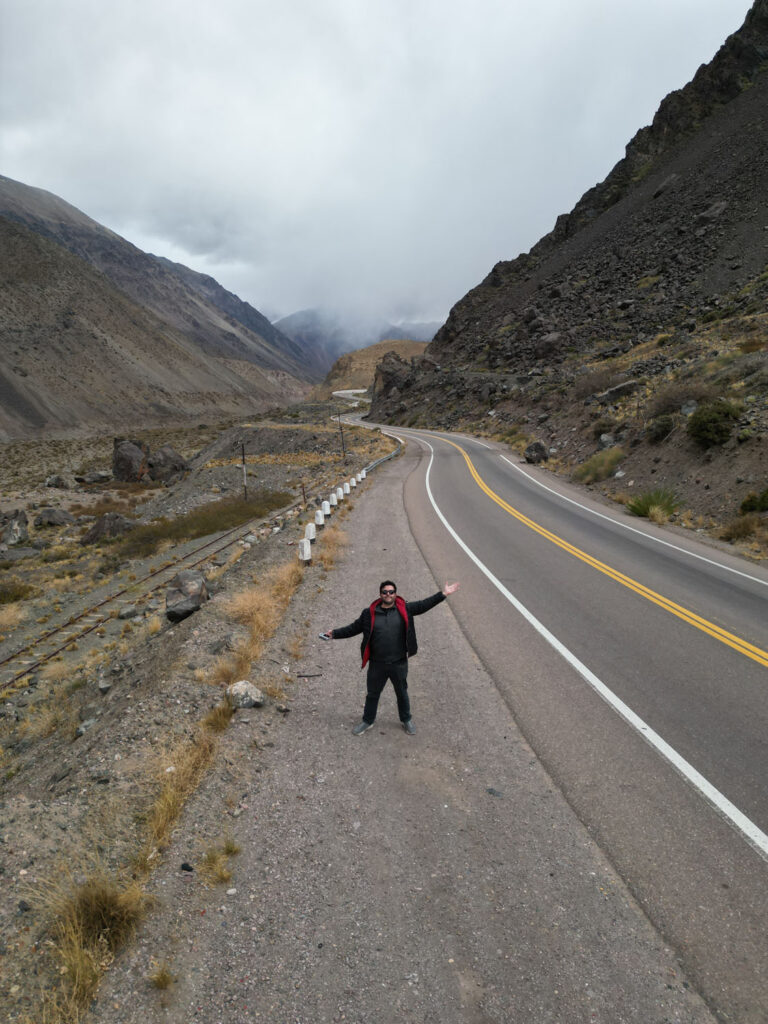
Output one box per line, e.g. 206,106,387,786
112,438,149,482
533,332,563,360
80,512,136,545
524,441,549,464
45,474,70,489
0,510,29,546
148,445,189,484
166,570,210,622
34,508,75,528
226,680,266,708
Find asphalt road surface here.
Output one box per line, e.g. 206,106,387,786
392,425,768,1022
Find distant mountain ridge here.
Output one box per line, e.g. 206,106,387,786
274,307,440,372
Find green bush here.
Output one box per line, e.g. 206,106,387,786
687,401,739,448
573,448,624,483
626,488,680,518
646,415,675,443
740,488,768,514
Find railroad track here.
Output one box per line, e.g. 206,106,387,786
0,436,402,702
0,507,298,699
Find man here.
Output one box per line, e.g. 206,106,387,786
322,579,459,735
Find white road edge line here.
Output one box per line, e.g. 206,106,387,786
500,454,768,588
421,438,768,863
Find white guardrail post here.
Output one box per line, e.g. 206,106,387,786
298,538,312,564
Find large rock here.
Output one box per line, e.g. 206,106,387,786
524,441,549,464
226,681,265,708
0,510,29,546
148,445,189,484
34,508,75,528
79,512,136,546
112,438,149,482
165,570,210,622
45,474,70,489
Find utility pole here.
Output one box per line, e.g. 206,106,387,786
242,443,247,501
337,407,346,458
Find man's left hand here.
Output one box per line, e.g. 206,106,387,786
442,581,459,596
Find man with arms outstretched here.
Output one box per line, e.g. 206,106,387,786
322,579,459,735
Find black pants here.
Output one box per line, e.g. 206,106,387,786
363,659,410,724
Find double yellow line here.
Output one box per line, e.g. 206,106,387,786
442,438,768,669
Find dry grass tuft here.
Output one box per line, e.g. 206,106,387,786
222,835,241,856
34,868,152,1015
202,700,234,733
40,660,70,683
137,732,217,868
647,505,669,526
149,960,175,990
315,525,348,569
198,847,232,884
0,602,26,631
198,834,241,885
146,614,163,637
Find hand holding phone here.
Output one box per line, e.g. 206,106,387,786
318,631,332,641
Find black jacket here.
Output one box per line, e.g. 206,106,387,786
332,591,445,668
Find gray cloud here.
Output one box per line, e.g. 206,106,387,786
0,0,748,322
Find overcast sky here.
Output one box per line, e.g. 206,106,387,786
0,1,752,324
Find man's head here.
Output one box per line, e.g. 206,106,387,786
379,580,397,607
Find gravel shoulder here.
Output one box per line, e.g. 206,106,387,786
90,454,716,1024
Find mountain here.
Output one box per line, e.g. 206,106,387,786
370,1,768,528
274,308,440,372
0,216,309,439
0,176,319,439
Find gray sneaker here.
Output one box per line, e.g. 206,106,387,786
352,720,373,735
401,719,415,735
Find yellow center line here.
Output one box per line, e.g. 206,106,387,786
440,437,768,669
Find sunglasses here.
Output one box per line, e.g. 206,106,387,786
380,589,396,595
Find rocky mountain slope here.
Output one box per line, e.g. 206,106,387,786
370,0,768,532
0,176,320,439
0,216,308,440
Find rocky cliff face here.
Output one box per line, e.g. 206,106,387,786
369,2,768,529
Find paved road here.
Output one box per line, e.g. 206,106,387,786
391,426,768,1023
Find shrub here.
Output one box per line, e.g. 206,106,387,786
573,370,623,401
0,580,33,604
687,401,740,448
626,488,680,518
720,515,760,542
646,383,715,418
591,417,616,440
117,490,293,559
646,415,675,443
740,488,768,514
572,448,625,483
